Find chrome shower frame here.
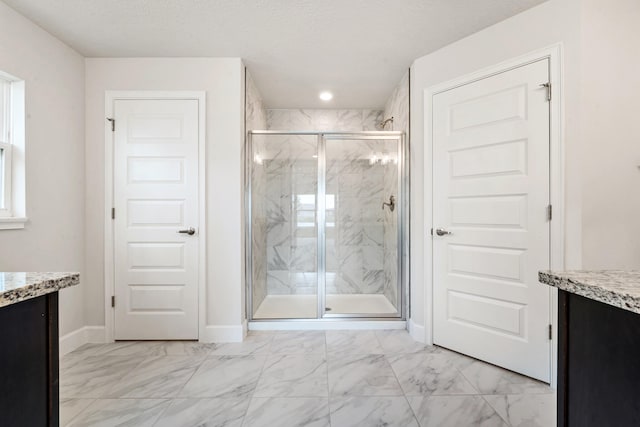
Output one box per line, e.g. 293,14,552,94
245,130,408,322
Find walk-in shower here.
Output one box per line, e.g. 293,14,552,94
246,131,407,320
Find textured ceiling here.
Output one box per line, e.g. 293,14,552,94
2,0,547,108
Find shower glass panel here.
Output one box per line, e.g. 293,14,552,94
247,131,404,321
249,133,318,319
323,136,400,317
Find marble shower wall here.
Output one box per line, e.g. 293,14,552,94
325,140,394,296
262,109,390,298
383,71,409,134
266,109,383,132
250,105,406,308
246,71,268,314
261,136,318,296
382,71,410,308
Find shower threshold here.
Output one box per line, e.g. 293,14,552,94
253,294,398,319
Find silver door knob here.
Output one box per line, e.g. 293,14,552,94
435,228,452,236
177,227,196,236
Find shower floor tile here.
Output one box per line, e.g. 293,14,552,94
253,294,397,319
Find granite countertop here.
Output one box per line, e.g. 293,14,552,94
539,270,640,314
0,272,80,308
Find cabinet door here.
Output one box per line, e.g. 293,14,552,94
0,295,49,426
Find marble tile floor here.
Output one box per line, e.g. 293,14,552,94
60,330,556,427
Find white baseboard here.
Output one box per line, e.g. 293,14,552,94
59,327,87,357
248,320,407,331
409,318,428,344
59,325,106,357
200,324,245,343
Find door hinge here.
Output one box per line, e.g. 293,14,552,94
106,117,115,132
548,324,553,340
547,204,553,221
111,296,115,307
540,82,551,102
111,207,115,220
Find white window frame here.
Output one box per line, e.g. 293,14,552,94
0,71,27,230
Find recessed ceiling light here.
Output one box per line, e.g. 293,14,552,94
319,91,333,101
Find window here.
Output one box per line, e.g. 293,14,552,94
0,72,26,229
0,78,13,216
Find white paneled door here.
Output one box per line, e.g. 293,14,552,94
432,59,551,381
113,99,200,340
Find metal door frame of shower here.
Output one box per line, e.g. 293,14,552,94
245,130,407,322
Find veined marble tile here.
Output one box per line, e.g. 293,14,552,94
362,224,383,246
326,330,384,355
290,243,316,272
60,355,144,398
363,110,384,131
246,71,267,131
338,222,364,246
362,269,385,293
408,395,507,427
329,396,418,427
66,398,170,427
314,109,340,131
328,354,403,396
460,361,554,395
85,341,213,357
254,354,327,397
105,355,204,398
153,398,249,427
362,246,384,271
155,341,216,356
337,256,363,285
267,245,290,270
266,270,292,294
86,341,166,357
360,178,384,201
266,220,290,247
269,331,326,354
336,197,362,222
207,331,277,357
336,245,362,270
179,355,266,398
64,343,106,359
334,109,365,131
375,330,437,354
338,173,363,197
61,350,97,372
387,352,477,396
484,393,556,427
243,397,330,427
60,398,94,426
437,347,477,371
334,273,361,294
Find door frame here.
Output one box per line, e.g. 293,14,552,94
423,44,564,387
103,91,207,342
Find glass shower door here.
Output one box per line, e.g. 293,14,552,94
249,133,319,319
322,134,402,317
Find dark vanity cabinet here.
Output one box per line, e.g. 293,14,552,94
557,290,640,427
0,293,60,427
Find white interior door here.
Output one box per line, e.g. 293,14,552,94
113,98,199,340
432,59,551,381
